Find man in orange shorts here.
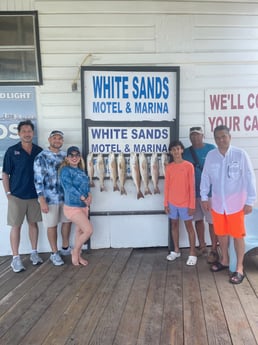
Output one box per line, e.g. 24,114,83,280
200,125,256,284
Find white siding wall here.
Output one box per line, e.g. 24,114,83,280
1,0,258,252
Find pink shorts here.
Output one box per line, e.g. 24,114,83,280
63,205,88,221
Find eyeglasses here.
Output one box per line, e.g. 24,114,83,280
68,153,80,158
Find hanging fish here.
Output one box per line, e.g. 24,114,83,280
130,152,144,200
139,152,152,196
87,152,95,187
108,152,119,192
117,152,127,195
151,152,160,194
161,152,169,177
96,153,105,192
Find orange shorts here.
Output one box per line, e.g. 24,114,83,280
211,209,245,238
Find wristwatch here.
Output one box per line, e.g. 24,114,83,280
6,191,11,196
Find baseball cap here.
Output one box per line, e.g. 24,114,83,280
67,146,81,156
49,130,64,138
189,127,203,135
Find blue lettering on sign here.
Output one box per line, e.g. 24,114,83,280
132,76,169,99
134,102,168,114
131,128,168,139
91,143,121,153
92,76,129,99
91,128,128,139
93,101,122,113
133,143,168,153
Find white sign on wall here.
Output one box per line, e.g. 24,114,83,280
205,88,258,137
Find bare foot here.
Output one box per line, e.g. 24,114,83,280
71,249,80,266
79,256,88,266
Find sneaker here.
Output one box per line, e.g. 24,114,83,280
11,257,25,273
60,246,72,256
50,252,64,266
207,250,219,264
166,251,181,261
30,252,43,265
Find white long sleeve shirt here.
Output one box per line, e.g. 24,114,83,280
200,145,256,215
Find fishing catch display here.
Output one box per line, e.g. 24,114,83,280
87,152,169,199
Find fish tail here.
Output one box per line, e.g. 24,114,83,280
120,187,127,195
113,184,120,192
154,186,160,194
137,191,144,199
144,188,152,195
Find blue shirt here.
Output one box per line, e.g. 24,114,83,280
60,166,90,207
3,142,42,199
183,143,215,197
34,148,66,204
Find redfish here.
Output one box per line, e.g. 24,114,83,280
130,152,144,199
117,152,127,195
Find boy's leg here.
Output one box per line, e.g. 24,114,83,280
171,219,180,253
184,220,196,256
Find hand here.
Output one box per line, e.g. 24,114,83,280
39,198,49,213
243,204,252,215
164,206,169,214
201,200,210,212
86,193,92,206
188,208,195,216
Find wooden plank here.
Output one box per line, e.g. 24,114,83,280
197,256,232,345
160,252,184,345
113,249,156,345
234,272,258,344
18,249,106,345
41,248,122,345
214,270,257,345
87,250,143,345
0,261,68,343
0,255,52,320
64,248,133,345
136,250,167,345
182,254,208,345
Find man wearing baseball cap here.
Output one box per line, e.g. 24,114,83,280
183,127,218,264
34,130,72,266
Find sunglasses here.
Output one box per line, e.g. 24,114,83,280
68,153,80,158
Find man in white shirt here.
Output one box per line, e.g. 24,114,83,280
200,125,256,284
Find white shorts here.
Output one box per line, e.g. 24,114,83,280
192,198,213,224
41,204,71,228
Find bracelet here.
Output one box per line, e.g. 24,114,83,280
81,195,86,201
6,191,11,195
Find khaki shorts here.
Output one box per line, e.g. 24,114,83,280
192,198,213,224
8,195,42,227
41,204,71,228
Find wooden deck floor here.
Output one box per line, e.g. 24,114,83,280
0,247,258,345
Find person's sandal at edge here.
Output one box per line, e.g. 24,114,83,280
229,271,245,284
210,261,229,272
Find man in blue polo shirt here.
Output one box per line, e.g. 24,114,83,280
2,120,43,272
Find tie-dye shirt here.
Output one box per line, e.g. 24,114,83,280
34,148,66,204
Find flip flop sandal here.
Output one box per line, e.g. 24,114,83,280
229,272,245,284
186,255,197,266
210,262,229,272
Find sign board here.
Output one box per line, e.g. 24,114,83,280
81,66,180,215
205,88,258,137
0,86,38,176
